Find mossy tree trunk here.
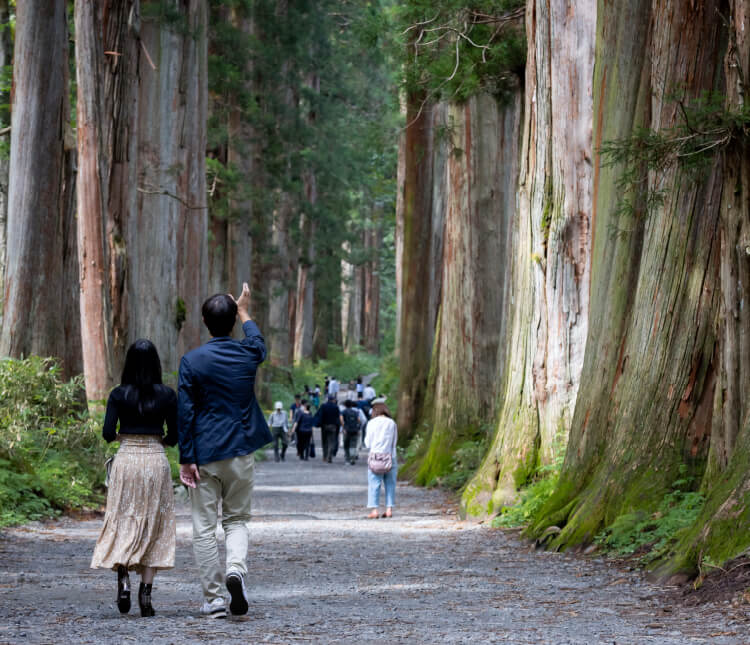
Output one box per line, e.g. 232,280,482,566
665,0,750,575
462,0,595,515
529,0,724,548
411,94,521,486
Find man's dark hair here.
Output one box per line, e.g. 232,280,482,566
344,400,354,408
202,294,237,337
294,394,301,400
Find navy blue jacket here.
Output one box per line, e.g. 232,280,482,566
178,320,272,466
313,401,341,429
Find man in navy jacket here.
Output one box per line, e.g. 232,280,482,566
178,283,271,619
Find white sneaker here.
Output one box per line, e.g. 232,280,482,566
200,597,227,619
225,571,249,615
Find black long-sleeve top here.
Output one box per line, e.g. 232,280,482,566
102,384,178,446
313,401,341,429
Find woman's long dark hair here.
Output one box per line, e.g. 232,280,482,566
121,339,163,415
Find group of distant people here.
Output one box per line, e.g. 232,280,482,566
267,376,379,466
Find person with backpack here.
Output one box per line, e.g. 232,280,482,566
341,400,365,465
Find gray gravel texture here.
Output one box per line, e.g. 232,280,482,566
1,437,748,644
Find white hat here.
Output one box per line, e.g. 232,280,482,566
274,401,283,410
371,396,387,405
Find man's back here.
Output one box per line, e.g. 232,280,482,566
178,320,271,466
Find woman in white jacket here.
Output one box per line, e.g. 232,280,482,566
364,399,398,518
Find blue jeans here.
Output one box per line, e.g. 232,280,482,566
368,463,397,508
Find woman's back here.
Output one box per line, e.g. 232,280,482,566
365,416,397,457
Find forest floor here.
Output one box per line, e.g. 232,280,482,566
0,433,748,644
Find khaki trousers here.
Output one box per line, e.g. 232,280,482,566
189,452,254,602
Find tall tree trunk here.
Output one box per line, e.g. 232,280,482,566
1,1,78,368
394,129,405,357
133,0,207,371
363,211,382,354
341,241,363,352
666,0,750,575
463,0,595,514
530,0,723,548
0,0,12,329
410,93,522,486
225,6,254,300
293,70,319,362
396,96,441,439
75,0,139,400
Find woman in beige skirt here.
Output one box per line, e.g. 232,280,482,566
91,339,177,617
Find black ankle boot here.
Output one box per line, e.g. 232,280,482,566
117,566,131,614
138,582,155,617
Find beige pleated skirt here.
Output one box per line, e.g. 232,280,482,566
91,435,175,573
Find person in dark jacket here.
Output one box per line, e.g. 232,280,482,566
313,394,342,463
91,339,177,618
177,283,271,619
292,402,315,459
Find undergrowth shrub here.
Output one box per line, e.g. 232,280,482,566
492,446,564,529
438,434,490,491
593,465,705,564
0,357,109,527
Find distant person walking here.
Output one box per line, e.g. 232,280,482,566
341,400,365,465
91,339,177,618
312,385,321,410
177,284,272,619
268,402,289,462
292,402,315,460
328,376,340,398
365,398,398,519
363,382,376,402
356,376,364,398
314,394,342,463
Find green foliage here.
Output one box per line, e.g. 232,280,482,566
593,466,706,564
437,435,489,490
492,438,565,528
599,90,750,220
492,472,559,528
393,0,525,104
0,357,109,527
207,0,400,351
174,297,187,331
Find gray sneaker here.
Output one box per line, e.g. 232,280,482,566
200,598,227,619
226,571,249,615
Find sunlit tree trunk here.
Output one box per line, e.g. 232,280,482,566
1,0,77,366
463,0,595,514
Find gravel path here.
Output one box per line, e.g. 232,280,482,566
1,437,748,644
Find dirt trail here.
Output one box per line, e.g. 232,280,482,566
0,439,747,644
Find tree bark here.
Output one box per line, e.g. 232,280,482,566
75,0,139,400
530,0,724,548
396,95,442,439
363,212,382,354
410,93,522,486
463,0,595,514
133,0,207,372
0,0,12,330
1,0,76,366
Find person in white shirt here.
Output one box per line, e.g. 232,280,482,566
363,383,376,401
364,398,397,518
267,401,289,462
328,377,340,397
